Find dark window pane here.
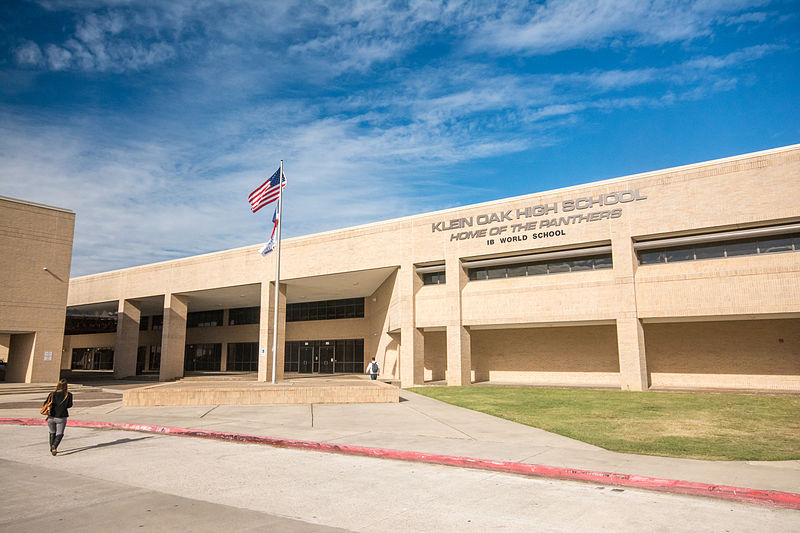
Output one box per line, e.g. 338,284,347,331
527,263,548,275
71,347,114,371
665,246,694,262
64,315,118,335
422,272,445,285
726,239,758,257
187,310,223,328
487,266,506,279
568,259,593,271
229,307,259,325
547,261,570,273
638,250,665,264
593,256,613,269
506,264,527,277
694,243,725,260
228,342,258,371
152,315,163,330
139,316,149,331
184,343,221,371
758,237,793,254
149,346,161,371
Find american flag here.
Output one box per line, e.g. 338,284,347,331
248,167,286,213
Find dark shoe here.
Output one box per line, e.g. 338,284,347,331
52,434,63,455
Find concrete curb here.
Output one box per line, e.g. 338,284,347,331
3,417,799,510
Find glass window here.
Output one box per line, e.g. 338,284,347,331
184,343,222,371
487,266,506,279
229,307,259,325
422,271,446,285
506,264,527,278
568,259,593,271
64,315,118,335
527,263,548,276
71,347,114,370
694,243,725,260
228,342,258,371
665,246,694,263
639,250,665,264
187,310,223,328
758,237,793,254
139,316,149,331
286,298,365,322
468,268,486,280
593,256,613,269
547,261,570,273
725,239,758,257
149,345,161,372
152,315,163,330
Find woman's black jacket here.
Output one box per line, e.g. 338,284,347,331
45,391,73,418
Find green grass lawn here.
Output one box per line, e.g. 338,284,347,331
409,386,800,461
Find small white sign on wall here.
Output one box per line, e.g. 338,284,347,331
261,348,265,357
44,351,53,361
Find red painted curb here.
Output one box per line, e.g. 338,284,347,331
3,417,799,510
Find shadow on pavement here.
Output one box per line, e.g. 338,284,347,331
58,435,155,456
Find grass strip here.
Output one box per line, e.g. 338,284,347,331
410,386,800,461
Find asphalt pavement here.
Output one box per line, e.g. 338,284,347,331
1,379,798,511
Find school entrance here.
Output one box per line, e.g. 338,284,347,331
284,339,365,374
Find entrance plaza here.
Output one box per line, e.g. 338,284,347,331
2,145,799,395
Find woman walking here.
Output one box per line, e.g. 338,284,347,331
43,378,73,456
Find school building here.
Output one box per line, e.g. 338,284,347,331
2,145,799,391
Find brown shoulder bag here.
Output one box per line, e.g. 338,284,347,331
40,393,53,416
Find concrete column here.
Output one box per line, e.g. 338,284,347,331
399,261,424,387
445,257,471,385
113,299,141,379
616,317,648,391
0,333,9,364
258,282,286,382
5,333,35,383
159,294,188,382
611,227,649,391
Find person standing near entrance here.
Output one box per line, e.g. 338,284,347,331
366,357,380,380
43,378,73,456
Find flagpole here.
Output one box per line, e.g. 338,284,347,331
270,160,284,384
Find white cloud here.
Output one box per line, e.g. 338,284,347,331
468,0,770,54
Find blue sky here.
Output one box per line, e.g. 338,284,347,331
1,0,798,277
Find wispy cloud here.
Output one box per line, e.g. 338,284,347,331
1,0,795,276
468,0,771,54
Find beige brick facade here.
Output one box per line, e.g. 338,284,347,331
48,145,800,391
1,197,75,383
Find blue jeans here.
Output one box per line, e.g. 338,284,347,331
370,374,377,380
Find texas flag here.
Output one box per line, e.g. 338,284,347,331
258,206,279,257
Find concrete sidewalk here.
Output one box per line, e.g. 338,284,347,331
1,381,798,496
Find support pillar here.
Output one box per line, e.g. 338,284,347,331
0,333,9,365
5,333,35,383
611,227,648,391
399,261,424,387
114,299,141,379
258,281,286,382
445,257,471,385
159,294,188,382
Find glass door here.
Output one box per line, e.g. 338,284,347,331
319,344,334,374
299,346,314,373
